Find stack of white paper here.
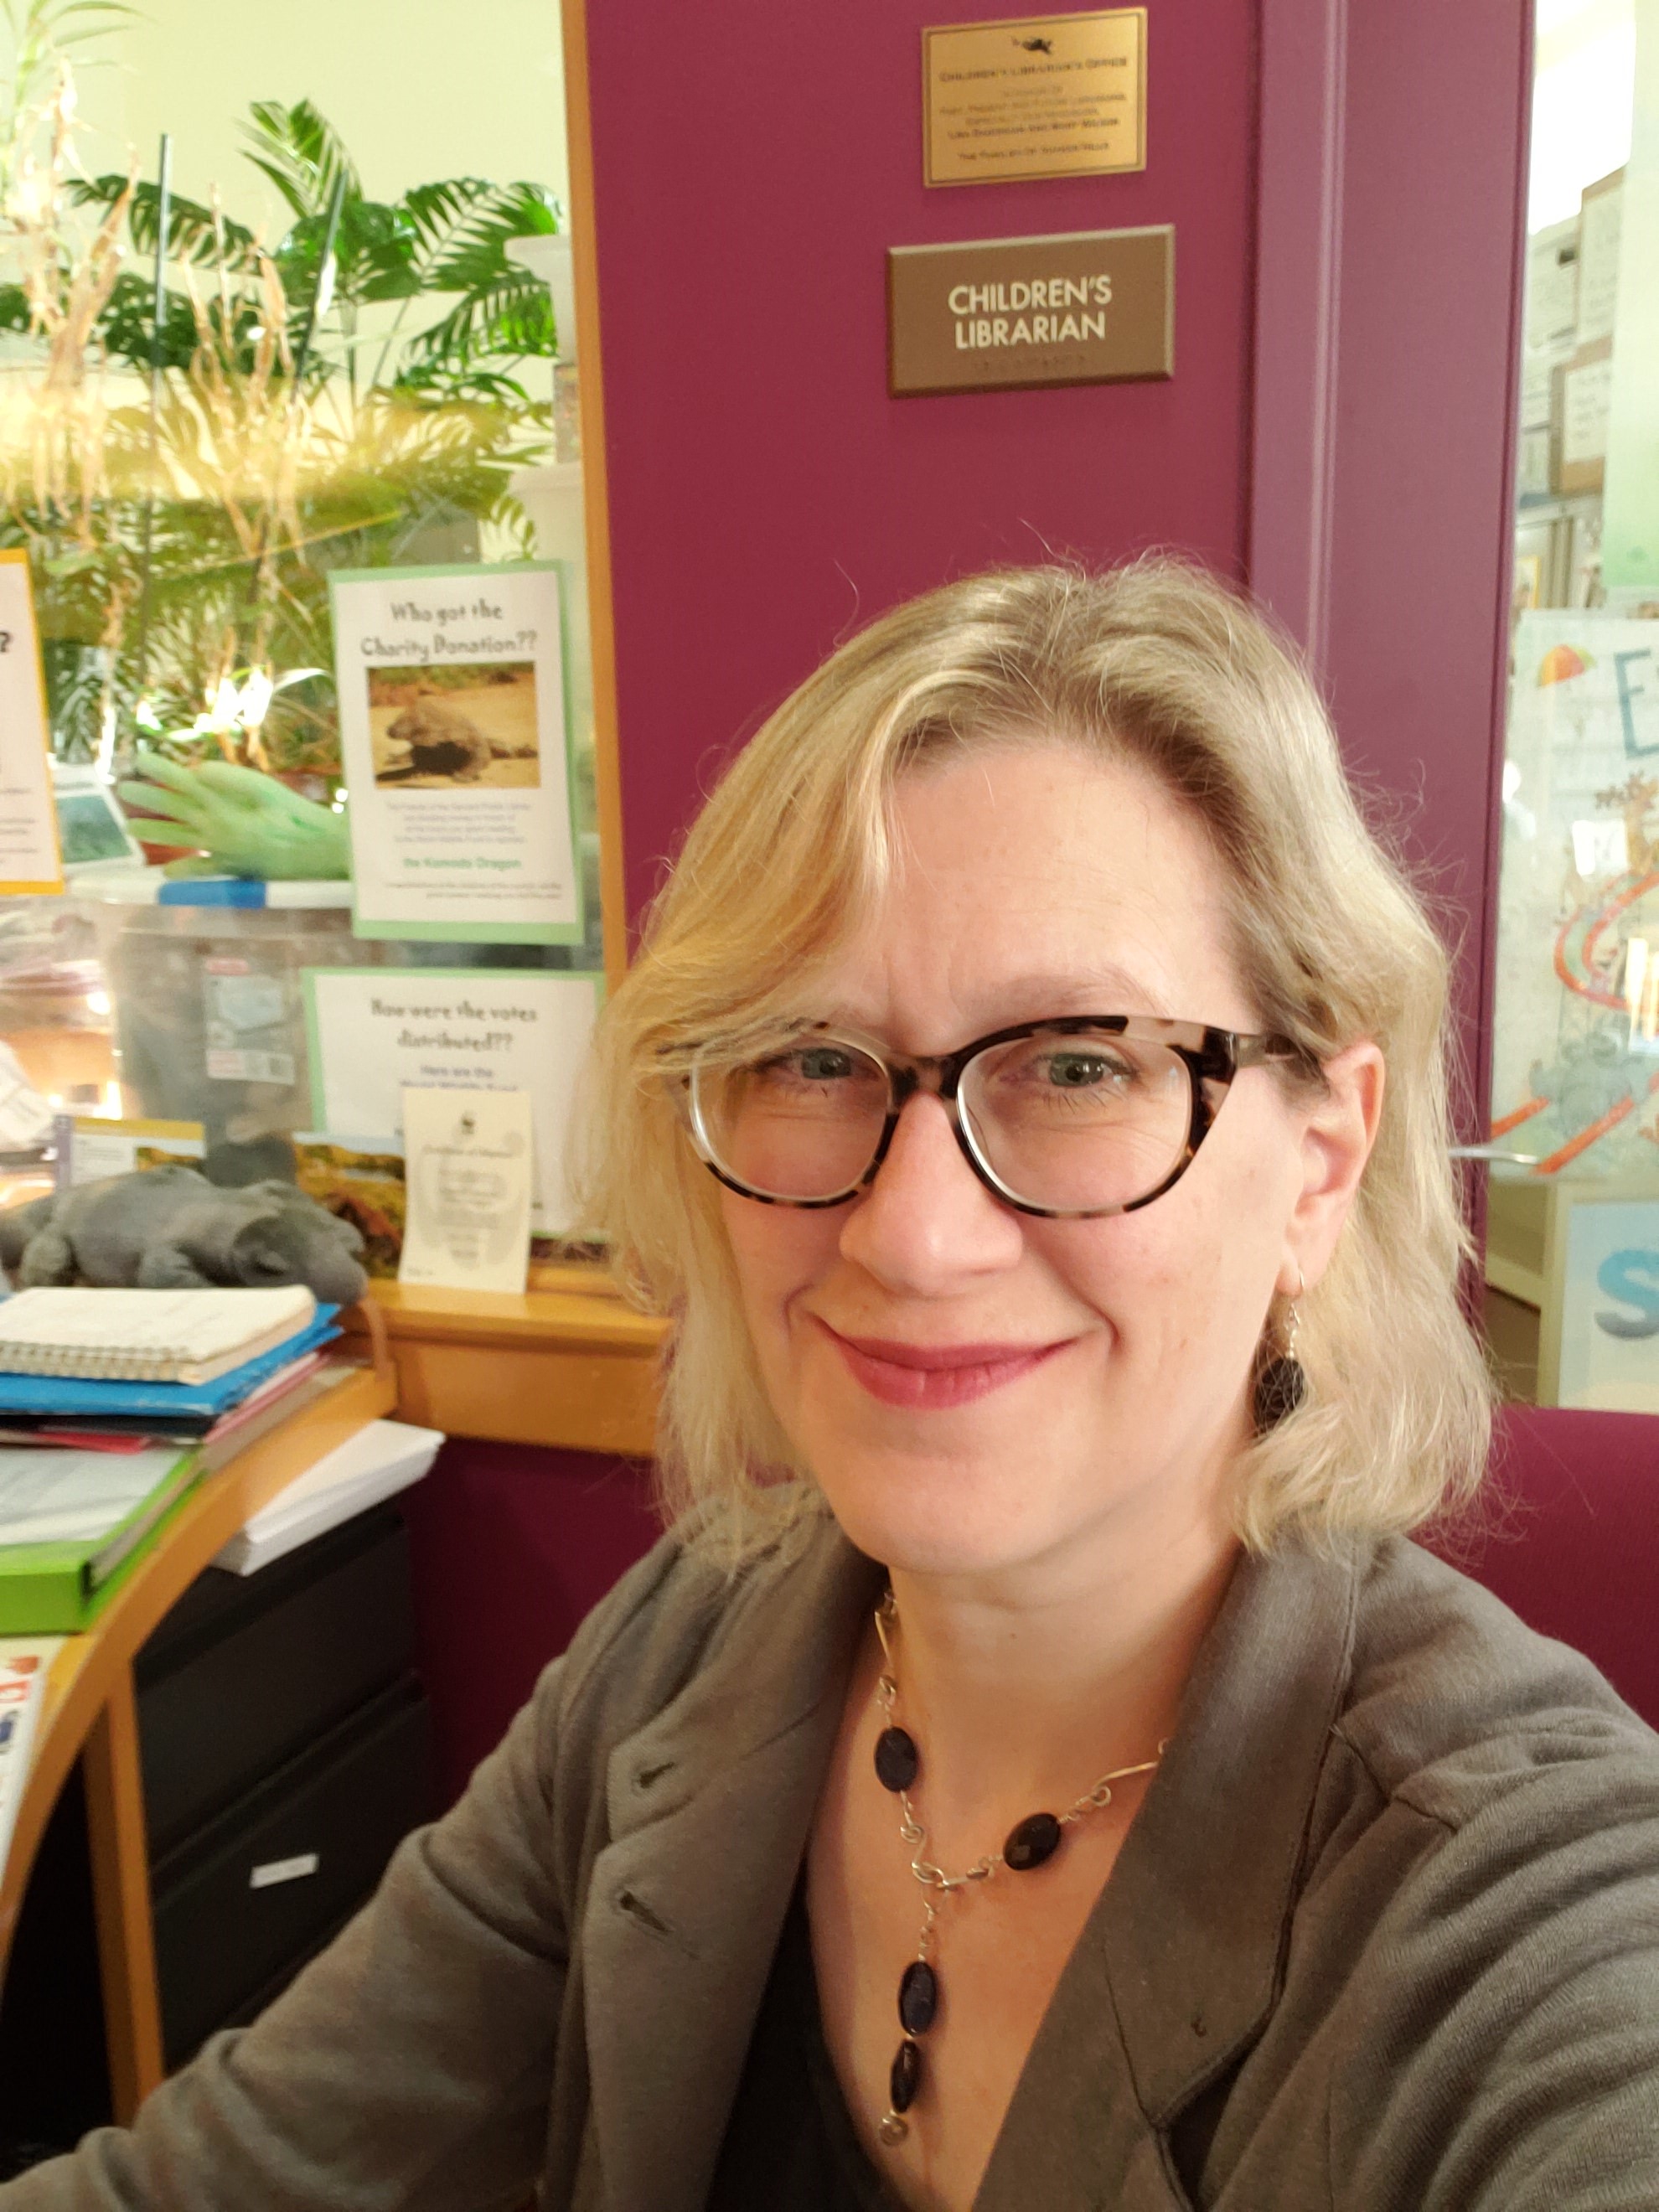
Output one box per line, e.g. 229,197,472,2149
214,1418,444,1577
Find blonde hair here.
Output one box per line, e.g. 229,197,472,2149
579,559,1491,1556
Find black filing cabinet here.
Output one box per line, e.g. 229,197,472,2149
137,1502,436,2069
0,1503,436,2172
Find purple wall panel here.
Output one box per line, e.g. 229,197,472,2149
585,0,1259,920
1320,0,1530,1113
1251,0,1532,1128
402,1440,659,1802
1429,1407,1659,1730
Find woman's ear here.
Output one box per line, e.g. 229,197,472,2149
1283,1041,1385,1295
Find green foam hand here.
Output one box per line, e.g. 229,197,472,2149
117,753,352,881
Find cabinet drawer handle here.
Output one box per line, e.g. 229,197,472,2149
250,1852,320,1890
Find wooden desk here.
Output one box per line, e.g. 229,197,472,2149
359,1264,665,1457
0,1341,396,2122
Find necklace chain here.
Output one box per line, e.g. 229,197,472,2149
869,1589,1165,2147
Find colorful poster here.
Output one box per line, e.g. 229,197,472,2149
66,1116,204,1184
0,1638,63,1883
292,1134,406,1279
303,968,602,1234
328,562,581,943
1554,1195,1659,1411
0,552,62,896
1491,612,1659,1182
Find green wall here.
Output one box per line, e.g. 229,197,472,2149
73,0,568,230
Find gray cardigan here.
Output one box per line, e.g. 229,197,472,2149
8,1506,1659,2211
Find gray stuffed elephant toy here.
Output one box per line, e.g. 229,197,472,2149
0,1165,368,1305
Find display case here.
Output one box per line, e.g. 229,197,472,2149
1486,0,1659,1408
0,0,633,1341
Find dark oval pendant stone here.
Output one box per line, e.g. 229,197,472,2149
1004,1811,1063,1871
874,1726,919,1792
897,1959,938,2035
890,2037,923,2114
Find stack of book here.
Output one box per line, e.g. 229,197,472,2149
0,1287,343,1631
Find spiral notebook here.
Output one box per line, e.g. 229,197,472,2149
0,1287,317,1387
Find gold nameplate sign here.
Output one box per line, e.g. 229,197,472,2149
888,225,1172,397
923,9,1146,187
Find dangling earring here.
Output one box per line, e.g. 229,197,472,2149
1253,1264,1308,1430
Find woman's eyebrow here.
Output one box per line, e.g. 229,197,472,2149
989,967,1177,1016
812,968,1181,1032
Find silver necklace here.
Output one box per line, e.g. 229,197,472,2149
869,1589,1165,2148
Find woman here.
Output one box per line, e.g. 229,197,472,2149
11,561,1659,2211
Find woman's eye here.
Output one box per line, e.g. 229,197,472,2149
1033,1050,1133,1089
794,1048,855,1082
1047,1052,1113,1088
753,1046,857,1084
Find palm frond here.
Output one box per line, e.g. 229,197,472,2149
95,271,201,373
1,0,135,44
399,178,555,282
70,174,259,270
240,98,360,221
403,272,555,373
390,182,559,378
0,0,132,68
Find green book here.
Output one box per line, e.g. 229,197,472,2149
0,1445,205,1634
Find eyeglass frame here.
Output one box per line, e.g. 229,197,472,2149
681,1014,1312,1221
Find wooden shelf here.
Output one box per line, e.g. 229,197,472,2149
356,1266,664,1456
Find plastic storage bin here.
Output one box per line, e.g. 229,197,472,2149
73,880,386,1151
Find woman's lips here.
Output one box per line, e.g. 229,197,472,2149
814,1318,1068,1409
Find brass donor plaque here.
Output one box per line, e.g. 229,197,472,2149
888,225,1172,398
923,9,1146,188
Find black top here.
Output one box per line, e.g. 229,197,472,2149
708,1889,906,2210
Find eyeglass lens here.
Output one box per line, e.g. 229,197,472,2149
692,1028,1194,1212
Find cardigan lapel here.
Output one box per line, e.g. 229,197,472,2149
976,1541,1362,2208
580,1521,882,2212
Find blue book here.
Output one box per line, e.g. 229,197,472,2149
0,1310,341,1419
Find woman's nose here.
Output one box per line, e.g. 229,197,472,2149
836,1092,1024,1291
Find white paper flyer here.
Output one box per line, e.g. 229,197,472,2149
399,1086,533,1293
329,562,581,943
0,552,62,896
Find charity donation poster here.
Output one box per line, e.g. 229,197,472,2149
0,550,63,895
328,561,581,943
303,969,602,1234
1491,611,1659,1181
